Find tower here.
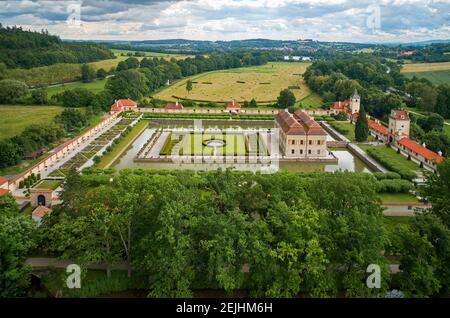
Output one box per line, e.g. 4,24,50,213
349,89,360,114
388,109,410,143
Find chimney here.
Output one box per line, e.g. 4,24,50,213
422,142,426,148
176,101,178,106
438,150,443,156
232,100,235,106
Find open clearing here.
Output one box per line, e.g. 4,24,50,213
403,70,450,85
112,49,194,60
154,62,312,103
0,105,65,140
47,79,107,97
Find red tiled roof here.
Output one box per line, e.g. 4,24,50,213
331,100,350,110
165,102,184,110
32,205,52,218
293,110,327,136
390,110,409,121
368,119,388,135
111,99,137,112
276,110,306,135
0,176,8,186
0,189,11,196
398,137,444,163
226,100,241,109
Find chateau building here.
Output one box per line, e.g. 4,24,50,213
276,109,328,158
330,89,361,116
110,99,138,113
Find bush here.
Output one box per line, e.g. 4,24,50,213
377,179,415,193
93,156,101,164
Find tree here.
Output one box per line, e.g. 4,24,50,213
81,64,95,83
355,104,369,142
31,87,48,105
125,57,140,69
0,140,21,168
249,98,257,108
186,80,193,94
421,159,450,227
0,194,34,297
116,61,128,72
277,89,296,109
56,88,94,107
105,69,148,101
96,68,107,79
0,79,29,104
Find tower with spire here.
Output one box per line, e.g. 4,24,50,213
349,89,360,114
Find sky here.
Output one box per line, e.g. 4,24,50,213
1,0,449,43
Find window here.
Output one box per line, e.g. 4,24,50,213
308,150,312,154
291,140,295,145
300,140,304,145
317,140,321,145
291,149,295,154
309,140,312,145
300,150,303,154
317,150,320,154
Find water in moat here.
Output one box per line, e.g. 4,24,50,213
111,119,371,173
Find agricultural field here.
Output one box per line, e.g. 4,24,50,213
112,49,194,60
401,62,450,84
47,79,107,98
153,62,312,104
4,56,133,87
0,105,65,140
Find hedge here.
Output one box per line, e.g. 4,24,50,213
373,172,402,180
377,179,415,193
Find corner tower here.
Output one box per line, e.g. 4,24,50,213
349,89,360,114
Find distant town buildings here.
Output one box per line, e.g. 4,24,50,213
276,109,328,158
283,55,312,61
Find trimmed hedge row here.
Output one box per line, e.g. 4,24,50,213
376,179,415,193
142,112,274,120
373,172,402,180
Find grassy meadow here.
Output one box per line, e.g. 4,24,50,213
47,79,107,97
153,62,312,104
0,105,65,140
112,49,194,60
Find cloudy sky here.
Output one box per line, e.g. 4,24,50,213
1,0,449,43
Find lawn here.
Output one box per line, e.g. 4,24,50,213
96,120,148,168
329,121,356,140
358,145,422,173
0,105,65,140
153,62,312,103
34,179,63,190
299,93,324,108
378,192,419,203
46,79,107,97
161,132,247,156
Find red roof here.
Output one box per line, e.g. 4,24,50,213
331,100,350,110
390,110,409,121
165,102,184,110
0,189,11,196
276,110,326,136
368,119,388,135
398,137,444,163
111,99,137,112
32,205,52,218
0,176,8,186
226,100,241,109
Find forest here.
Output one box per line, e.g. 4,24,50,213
2,166,450,298
0,25,114,69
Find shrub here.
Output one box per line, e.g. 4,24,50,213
373,172,402,180
93,156,101,164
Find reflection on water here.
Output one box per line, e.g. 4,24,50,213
112,120,371,173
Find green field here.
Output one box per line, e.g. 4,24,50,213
112,49,194,60
403,70,450,85
5,56,133,87
154,62,312,103
359,144,422,173
299,93,324,108
0,105,65,140
401,62,450,85
47,79,107,97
